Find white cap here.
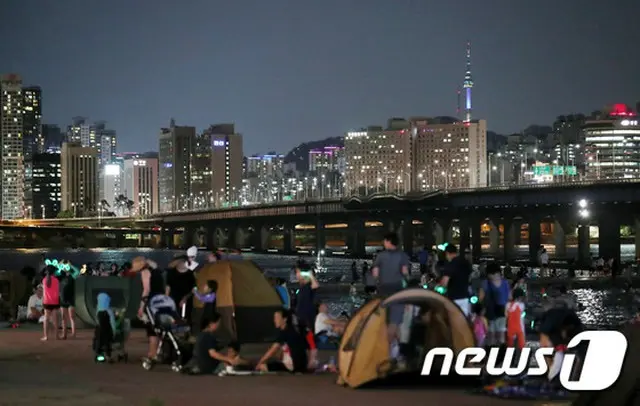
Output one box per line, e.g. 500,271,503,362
186,246,198,258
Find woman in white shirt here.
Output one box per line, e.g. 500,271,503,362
314,302,345,337
27,285,44,322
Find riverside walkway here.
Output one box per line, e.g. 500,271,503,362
0,329,567,406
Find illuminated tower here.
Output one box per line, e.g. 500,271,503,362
463,42,473,123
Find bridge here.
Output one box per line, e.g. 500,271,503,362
8,179,640,264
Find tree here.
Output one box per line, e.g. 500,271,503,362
114,195,135,216
57,210,73,218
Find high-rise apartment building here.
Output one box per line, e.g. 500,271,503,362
60,143,98,216
0,74,25,219
206,124,243,205
246,154,284,181
413,118,487,189
158,120,195,212
585,104,640,180
32,152,61,219
66,118,116,165
123,156,159,215
101,162,122,210
22,86,42,212
92,121,117,166
191,132,212,205
309,146,344,174
23,86,42,158
66,117,88,144
344,119,413,194
42,124,64,153
345,117,487,193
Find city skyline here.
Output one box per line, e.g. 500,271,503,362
2,1,639,155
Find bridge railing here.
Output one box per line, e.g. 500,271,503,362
22,178,640,223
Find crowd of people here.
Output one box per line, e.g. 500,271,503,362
19,235,635,386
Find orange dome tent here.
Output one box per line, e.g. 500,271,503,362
337,288,476,388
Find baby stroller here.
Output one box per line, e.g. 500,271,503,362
112,310,130,362
141,295,191,372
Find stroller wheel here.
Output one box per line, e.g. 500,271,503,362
142,358,154,371
171,361,182,373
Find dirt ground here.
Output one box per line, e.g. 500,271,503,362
0,328,570,406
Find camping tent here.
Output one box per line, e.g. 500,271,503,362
0,271,28,319
572,323,640,406
337,288,476,388
193,260,282,343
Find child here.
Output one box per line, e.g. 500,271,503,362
193,280,217,330
505,288,526,349
41,266,60,341
95,293,116,361
471,303,488,347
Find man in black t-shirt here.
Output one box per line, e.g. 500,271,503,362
256,308,309,373
192,312,239,374
440,244,473,317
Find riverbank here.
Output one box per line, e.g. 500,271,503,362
0,329,568,406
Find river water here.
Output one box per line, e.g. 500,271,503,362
5,248,638,328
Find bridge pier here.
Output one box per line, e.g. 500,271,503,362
636,217,640,261
553,220,568,258
420,217,435,251
470,219,482,260
400,217,414,256
227,226,238,250
348,219,366,258
489,219,500,255
250,223,265,252
503,218,518,262
283,224,294,255
434,218,452,245
577,223,590,266
458,219,471,254
528,216,542,265
315,218,326,253
164,228,175,249
598,214,621,263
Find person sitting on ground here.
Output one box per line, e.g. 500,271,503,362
26,285,44,323
314,301,345,340
255,308,309,373
190,312,240,375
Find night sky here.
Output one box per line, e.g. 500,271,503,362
1,1,639,154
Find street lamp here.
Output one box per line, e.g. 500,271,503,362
578,199,589,217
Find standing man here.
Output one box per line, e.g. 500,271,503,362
439,244,473,317
371,232,410,359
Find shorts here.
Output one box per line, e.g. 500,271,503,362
43,304,60,311
144,322,157,337
488,317,506,333
60,298,75,308
386,303,405,325
454,298,471,317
